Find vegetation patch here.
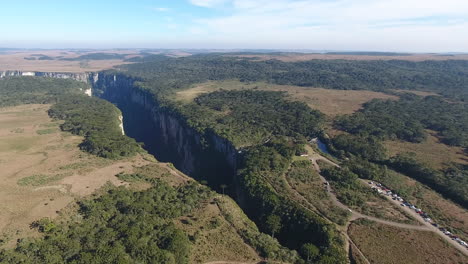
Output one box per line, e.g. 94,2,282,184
17,173,71,187
9,128,24,134
49,95,141,159
36,128,56,135
115,172,146,183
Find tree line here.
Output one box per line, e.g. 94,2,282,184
116,55,468,101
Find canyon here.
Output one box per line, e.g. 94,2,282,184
0,70,238,194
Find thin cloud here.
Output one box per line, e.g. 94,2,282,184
189,0,228,8
152,7,170,12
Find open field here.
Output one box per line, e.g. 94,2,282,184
384,130,468,170
0,104,150,246
349,219,467,264
226,53,468,62
0,49,195,72
0,50,138,72
176,80,398,116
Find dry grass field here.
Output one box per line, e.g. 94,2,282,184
384,131,468,170
0,49,194,72
349,219,467,264
175,198,261,264
0,50,139,72
176,80,398,116
0,104,150,246
226,53,468,62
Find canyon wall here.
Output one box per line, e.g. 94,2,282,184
92,73,238,190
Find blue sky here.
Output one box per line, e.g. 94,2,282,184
1,0,468,52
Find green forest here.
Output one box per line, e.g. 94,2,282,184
0,180,211,263
336,94,468,148
175,90,324,147
0,77,86,107
116,55,468,101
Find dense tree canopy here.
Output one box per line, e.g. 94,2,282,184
335,94,468,148
0,76,86,107
49,95,141,159
0,181,211,264
176,90,325,146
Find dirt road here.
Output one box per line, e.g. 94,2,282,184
364,180,468,256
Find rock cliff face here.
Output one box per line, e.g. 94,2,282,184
0,70,93,83
92,73,238,189
0,70,95,96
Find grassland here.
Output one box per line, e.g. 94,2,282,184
0,49,194,72
175,80,398,116
0,104,149,247
349,219,467,264
384,130,468,170
0,50,136,72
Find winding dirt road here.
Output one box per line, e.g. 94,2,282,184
309,152,468,256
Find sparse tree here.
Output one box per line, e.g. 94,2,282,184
265,214,282,238
301,243,319,262
220,184,227,195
